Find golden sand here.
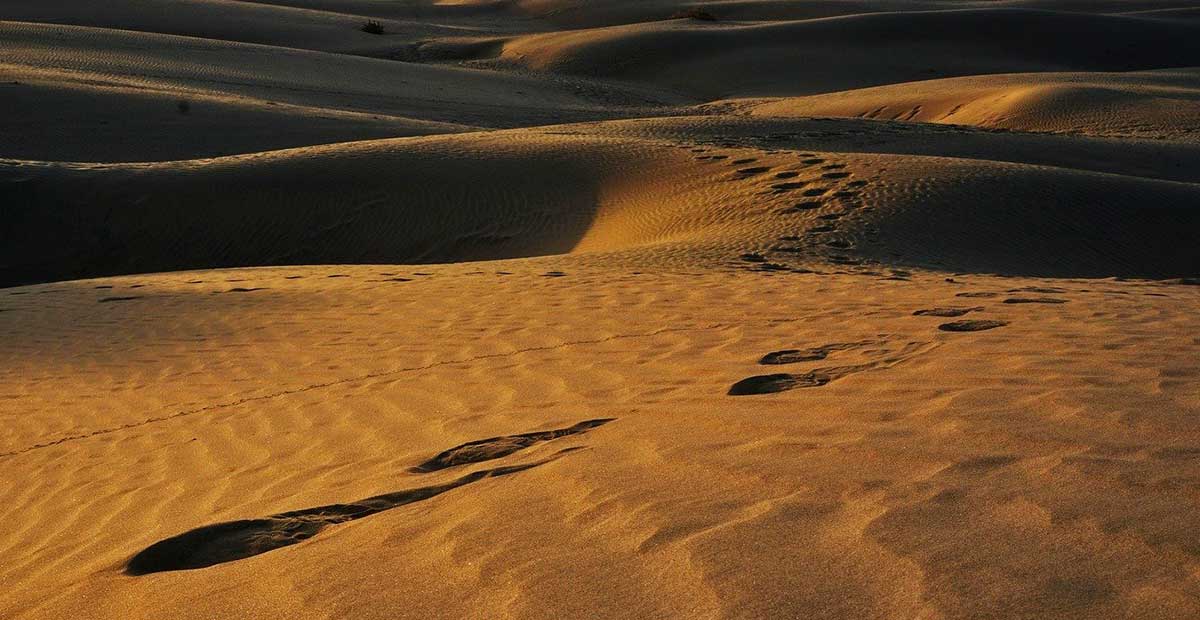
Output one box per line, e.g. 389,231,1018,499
2,2,1199,618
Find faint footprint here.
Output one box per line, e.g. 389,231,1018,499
938,320,1008,332
913,307,982,317
1003,297,1068,304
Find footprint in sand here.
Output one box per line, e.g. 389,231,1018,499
938,319,1009,332
1003,297,1068,304
913,307,983,317
99,296,142,303
126,419,613,575
758,341,876,365
227,287,266,293
1009,286,1067,294
411,419,614,472
728,372,830,394
956,292,998,298
127,461,553,575
781,201,822,213
737,166,772,175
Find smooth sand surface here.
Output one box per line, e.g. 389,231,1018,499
2,2,1199,619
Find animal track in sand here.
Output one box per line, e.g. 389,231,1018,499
411,419,614,473
1003,297,1068,304
126,456,574,575
938,320,1009,332
913,307,983,317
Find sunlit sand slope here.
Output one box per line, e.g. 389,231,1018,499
1,267,1198,619
730,69,1200,139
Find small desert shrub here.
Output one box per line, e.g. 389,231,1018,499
670,8,716,21
361,20,385,35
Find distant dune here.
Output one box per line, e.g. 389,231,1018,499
2,1,1199,619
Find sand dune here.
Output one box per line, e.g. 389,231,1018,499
6,117,1199,286
498,9,1200,97
3,1,1200,619
728,68,1200,138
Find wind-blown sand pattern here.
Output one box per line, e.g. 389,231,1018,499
1,1,1199,619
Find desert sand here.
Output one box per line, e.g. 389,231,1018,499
2,1,1199,619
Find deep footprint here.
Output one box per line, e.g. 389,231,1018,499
126,459,564,575
758,341,874,365
728,372,830,395
411,418,614,473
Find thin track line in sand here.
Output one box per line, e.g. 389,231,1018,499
1,320,763,460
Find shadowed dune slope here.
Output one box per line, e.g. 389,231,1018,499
499,9,1200,98
0,132,684,285
0,20,665,131
0,68,471,162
